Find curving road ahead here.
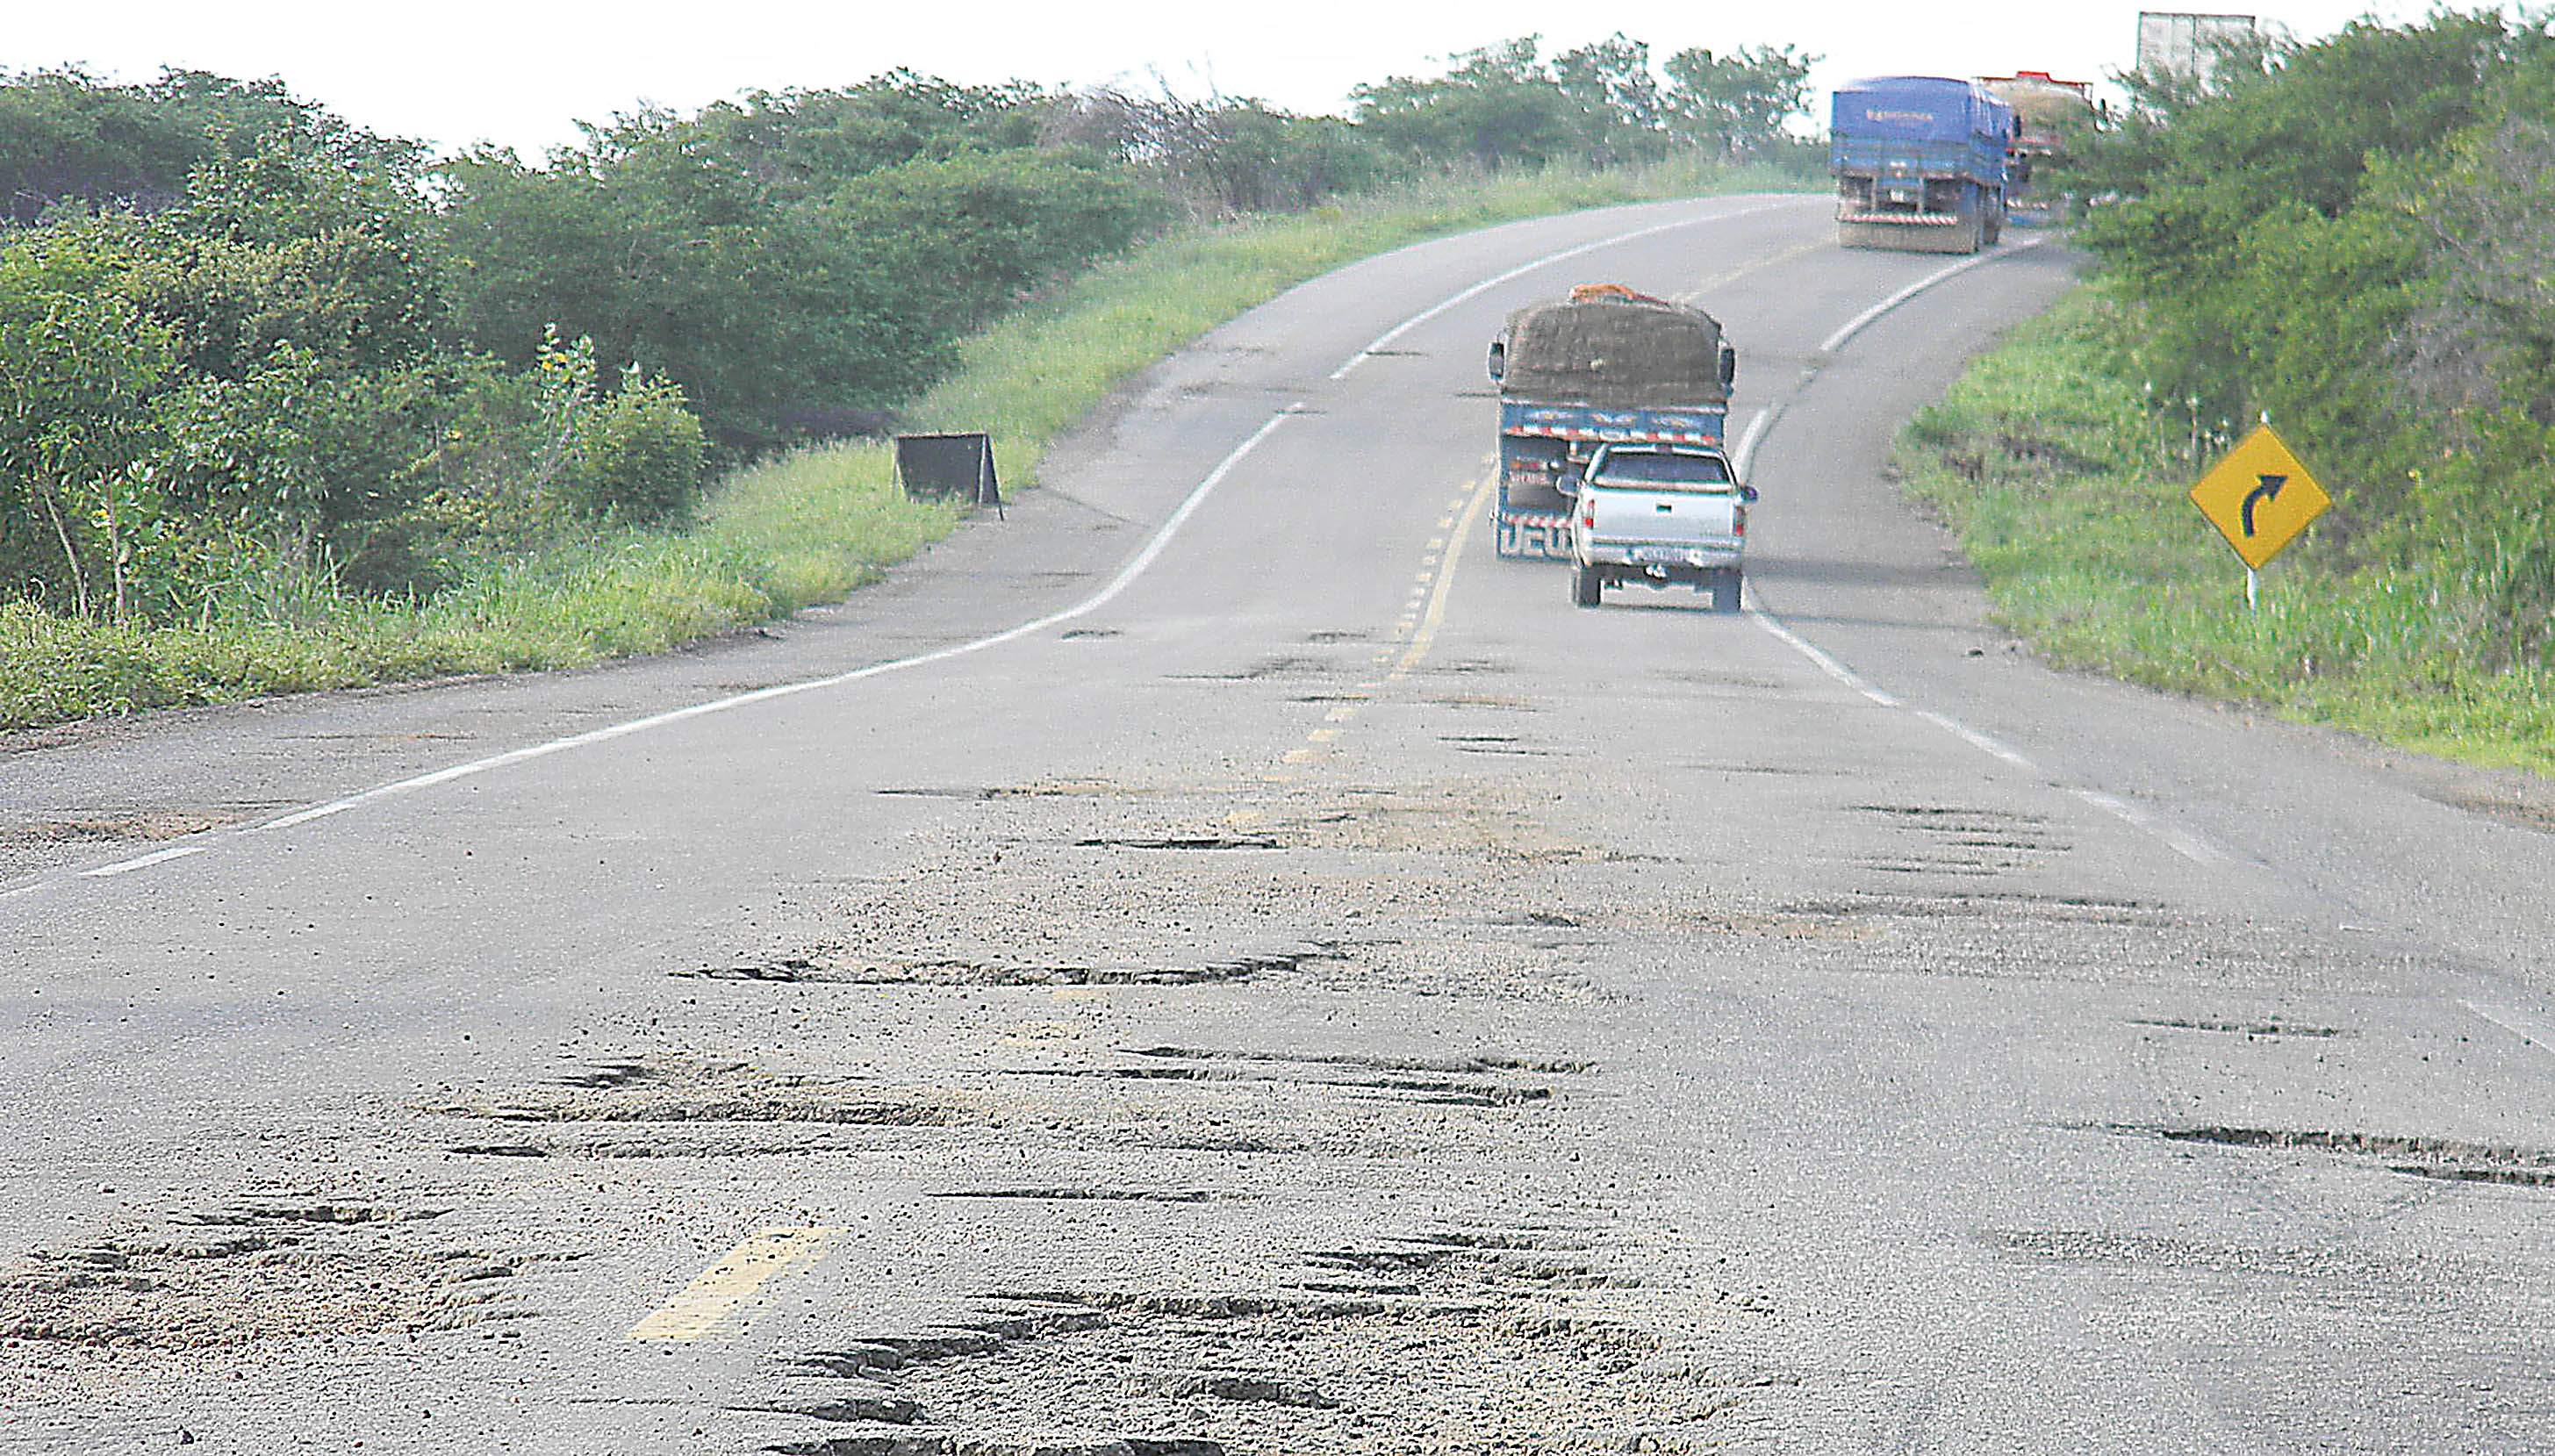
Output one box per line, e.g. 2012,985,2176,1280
4,193,2551,1454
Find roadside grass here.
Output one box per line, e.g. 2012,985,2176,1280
3,155,1811,730
1895,285,2555,776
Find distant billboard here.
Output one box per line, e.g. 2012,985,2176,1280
2137,11,2259,82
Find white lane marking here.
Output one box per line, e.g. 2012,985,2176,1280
239,407,1303,838
1737,232,2229,871
1744,608,1901,708
1752,599,2233,866
2460,1000,2555,1054
2063,788,2229,867
1329,197,1800,380
80,845,210,878
1734,407,1773,479
1818,238,2052,355
1913,707,2040,773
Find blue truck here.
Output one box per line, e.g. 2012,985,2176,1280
1830,76,2017,254
1488,285,1735,560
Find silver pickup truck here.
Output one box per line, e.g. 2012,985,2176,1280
1568,442,1756,612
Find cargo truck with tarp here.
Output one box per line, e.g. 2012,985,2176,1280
1830,76,2016,254
1977,70,2098,225
1487,284,1736,560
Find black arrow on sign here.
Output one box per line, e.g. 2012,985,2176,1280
2241,474,2286,536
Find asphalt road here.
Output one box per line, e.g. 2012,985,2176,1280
4,192,2551,1455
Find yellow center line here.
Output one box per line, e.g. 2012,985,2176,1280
1325,706,1358,721
1391,472,1500,680
628,1227,842,1342
1308,728,1340,742
1673,238,1831,304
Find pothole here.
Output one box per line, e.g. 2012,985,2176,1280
1075,836,1283,852
1,809,253,845
432,1060,975,1127
1011,1065,1558,1108
678,943,1343,988
1124,1045,1593,1075
927,1188,1216,1203
0,1199,531,1350
873,779,1143,801
2128,1017,2349,1039
767,1286,1739,1455
2125,1124,2555,1188
1164,656,1332,682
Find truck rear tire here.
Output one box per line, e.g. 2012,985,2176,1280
1713,568,1743,613
1572,564,1602,607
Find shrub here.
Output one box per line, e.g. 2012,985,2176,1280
567,370,707,525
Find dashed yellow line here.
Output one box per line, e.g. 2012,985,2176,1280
628,1227,842,1341
1275,470,1497,771
1390,472,1500,681
1675,239,1829,304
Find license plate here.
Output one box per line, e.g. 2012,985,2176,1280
1629,546,1696,565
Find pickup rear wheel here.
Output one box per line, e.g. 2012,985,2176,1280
1713,568,1743,613
1572,564,1602,607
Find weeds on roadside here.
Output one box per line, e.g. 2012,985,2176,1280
1895,286,2555,775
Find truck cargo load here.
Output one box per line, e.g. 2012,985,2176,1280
1488,285,1735,560
1976,70,2097,225
1830,76,2016,254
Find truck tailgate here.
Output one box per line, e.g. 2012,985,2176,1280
1583,485,1740,547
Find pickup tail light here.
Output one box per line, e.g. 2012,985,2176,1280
1733,506,1748,537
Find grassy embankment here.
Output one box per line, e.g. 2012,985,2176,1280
2,156,1809,730
1896,285,2555,775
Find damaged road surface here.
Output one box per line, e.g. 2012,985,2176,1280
6,196,2554,1453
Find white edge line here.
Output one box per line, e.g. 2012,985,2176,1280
1913,707,2039,773
1744,607,1900,709
2460,1000,2555,1052
1328,198,1796,380
81,844,209,878
1817,237,2050,355
240,406,1303,841
2066,789,2228,866
1734,406,1773,480
1737,233,2238,871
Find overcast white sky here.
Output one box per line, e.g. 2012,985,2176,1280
8,1,2477,158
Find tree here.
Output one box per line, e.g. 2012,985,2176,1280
1661,45,1817,158
0,230,177,619
1353,39,1583,171
1555,34,1669,165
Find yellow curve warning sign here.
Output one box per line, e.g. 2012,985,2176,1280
2190,423,2332,569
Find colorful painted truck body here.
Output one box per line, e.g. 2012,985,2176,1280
1488,285,1733,561
1830,75,2017,254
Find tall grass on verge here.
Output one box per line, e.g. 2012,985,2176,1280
2,155,1809,730
1894,285,2555,775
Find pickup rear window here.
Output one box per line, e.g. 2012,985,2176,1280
1588,451,1734,490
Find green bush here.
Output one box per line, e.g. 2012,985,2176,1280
567,371,707,526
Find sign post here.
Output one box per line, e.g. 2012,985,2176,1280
2188,421,2330,608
